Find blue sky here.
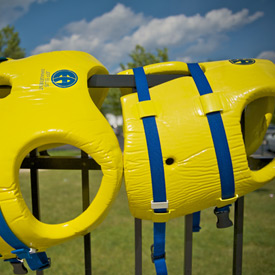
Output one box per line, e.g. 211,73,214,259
0,0,274,72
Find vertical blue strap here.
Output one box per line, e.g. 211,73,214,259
133,67,167,205
187,63,235,200
133,67,168,275
192,211,201,232
0,209,50,271
0,209,29,251
153,223,168,275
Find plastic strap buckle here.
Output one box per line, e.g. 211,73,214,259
12,248,51,271
4,258,28,274
214,205,233,228
150,244,166,263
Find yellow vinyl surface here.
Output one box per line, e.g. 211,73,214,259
120,59,275,221
0,51,123,259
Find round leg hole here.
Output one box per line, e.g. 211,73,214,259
19,144,102,224
165,158,174,165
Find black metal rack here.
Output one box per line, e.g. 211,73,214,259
17,74,272,275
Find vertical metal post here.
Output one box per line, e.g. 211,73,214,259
135,218,142,275
81,151,92,275
30,149,40,220
232,111,245,275
233,197,244,275
30,149,44,275
184,214,193,275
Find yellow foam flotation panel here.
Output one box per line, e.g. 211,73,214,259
0,51,123,260
120,59,275,222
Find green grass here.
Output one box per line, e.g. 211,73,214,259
0,169,275,274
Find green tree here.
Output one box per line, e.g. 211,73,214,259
101,45,169,116
101,88,122,116
0,25,25,58
120,44,169,70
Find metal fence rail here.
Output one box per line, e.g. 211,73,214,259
21,151,268,275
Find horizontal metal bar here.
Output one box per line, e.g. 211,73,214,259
21,156,101,170
88,74,185,88
0,85,11,89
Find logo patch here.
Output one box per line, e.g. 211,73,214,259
51,70,78,88
229,59,255,65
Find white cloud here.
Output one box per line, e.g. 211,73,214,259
32,4,264,71
257,51,275,63
33,4,146,65
176,56,194,63
0,0,51,28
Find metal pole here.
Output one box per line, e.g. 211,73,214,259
232,111,245,275
30,149,40,220
135,218,142,275
30,149,44,275
233,197,244,275
81,151,92,275
184,214,193,275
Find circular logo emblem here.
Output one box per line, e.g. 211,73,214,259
229,59,255,65
51,70,78,88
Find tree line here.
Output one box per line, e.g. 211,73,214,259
0,25,25,58
0,25,169,115
3,25,274,127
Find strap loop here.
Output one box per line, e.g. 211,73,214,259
150,210,171,223
137,100,158,118
200,93,223,114
216,194,238,207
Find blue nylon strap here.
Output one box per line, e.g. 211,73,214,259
133,67,167,205
133,67,168,275
153,223,168,275
187,63,235,200
0,209,50,271
192,211,201,232
0,210,29,251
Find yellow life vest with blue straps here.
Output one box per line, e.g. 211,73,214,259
120,59,275,274
0,51,123,271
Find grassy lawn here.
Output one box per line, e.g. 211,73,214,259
0,168,275,274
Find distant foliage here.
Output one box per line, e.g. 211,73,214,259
0,25,25,59
102,45,169,116
120,44,169,70
101,88,122,116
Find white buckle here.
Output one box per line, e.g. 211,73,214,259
151,200,169,210
29,248,37,254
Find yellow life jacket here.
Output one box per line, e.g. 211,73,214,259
120,59,275,273
121,59,275,221
0,51,123,271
